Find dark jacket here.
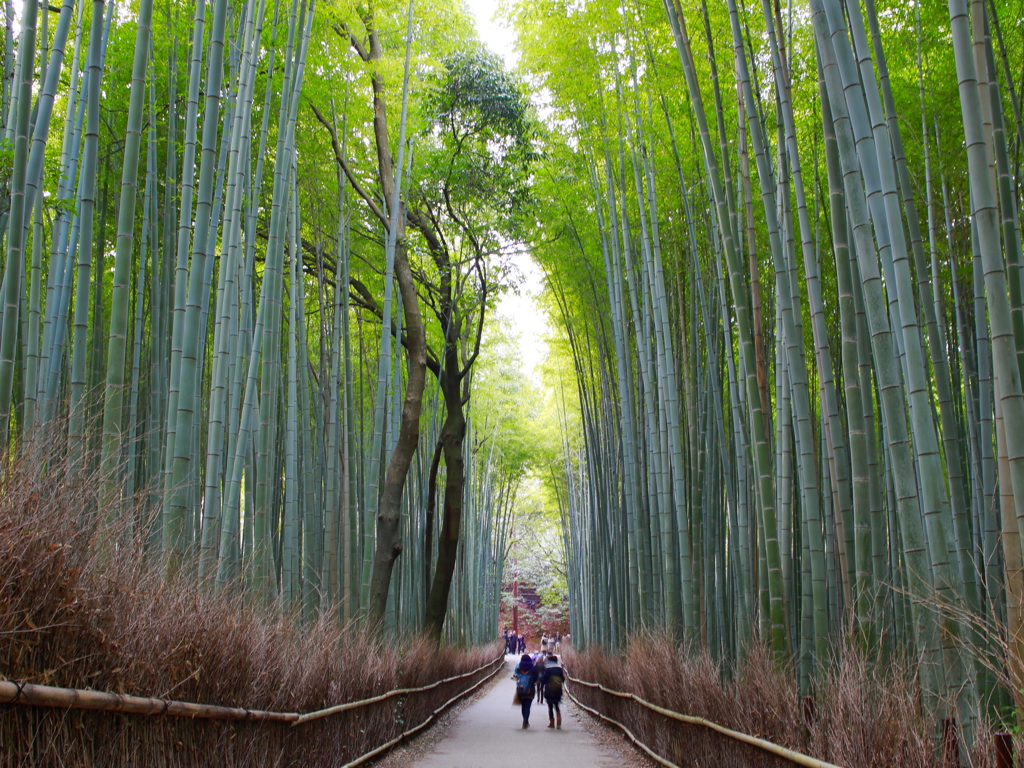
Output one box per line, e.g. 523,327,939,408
541,664,565,699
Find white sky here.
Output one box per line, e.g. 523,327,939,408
465,0,550,384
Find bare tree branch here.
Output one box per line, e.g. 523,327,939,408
309,102,389,227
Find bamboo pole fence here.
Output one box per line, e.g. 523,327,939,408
566,673,844,768
0,679,297,722
0,653,504,730
340,658,506,768
294,655,504,724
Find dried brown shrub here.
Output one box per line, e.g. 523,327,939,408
564,632,975,768
0,438,499,767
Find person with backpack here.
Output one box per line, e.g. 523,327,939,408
541,654,565,729
533,652,547,703
513,654,538,728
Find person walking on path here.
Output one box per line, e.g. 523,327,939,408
541,654,565,729
513,654,538,729
541,635,548,654
533,652,547,703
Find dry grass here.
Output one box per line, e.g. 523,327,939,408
0,439,499,767
563,633,985,768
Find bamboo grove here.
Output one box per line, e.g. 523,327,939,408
515,0,1024,742
0,0,535,645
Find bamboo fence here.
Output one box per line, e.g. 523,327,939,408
0,653,505,765
0,654,503,724
566,673,843,768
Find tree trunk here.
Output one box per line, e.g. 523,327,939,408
424,373,467,639
423,435,444,605
367,236,427,622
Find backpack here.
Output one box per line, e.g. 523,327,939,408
546,668,564,696
516,669,533,697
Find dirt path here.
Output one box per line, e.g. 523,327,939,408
391,654,648,768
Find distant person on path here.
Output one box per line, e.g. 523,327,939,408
541,634,548,653
513,654,538,729
533,652,547,703
555,633,562,652
541,654,565,729
518,634,526,654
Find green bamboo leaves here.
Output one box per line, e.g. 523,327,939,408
508,0,1024,748
13,0,1024,753
0,0,522,657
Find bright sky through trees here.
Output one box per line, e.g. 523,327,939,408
466,0,549,384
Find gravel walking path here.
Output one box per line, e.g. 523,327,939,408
387,654,654,768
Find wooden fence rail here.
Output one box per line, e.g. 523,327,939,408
0,679,299,723
0,655,503,725
0,653,506,766
566,673,843,768
341,658,506,768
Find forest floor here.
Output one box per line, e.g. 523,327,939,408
374,654,658,768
